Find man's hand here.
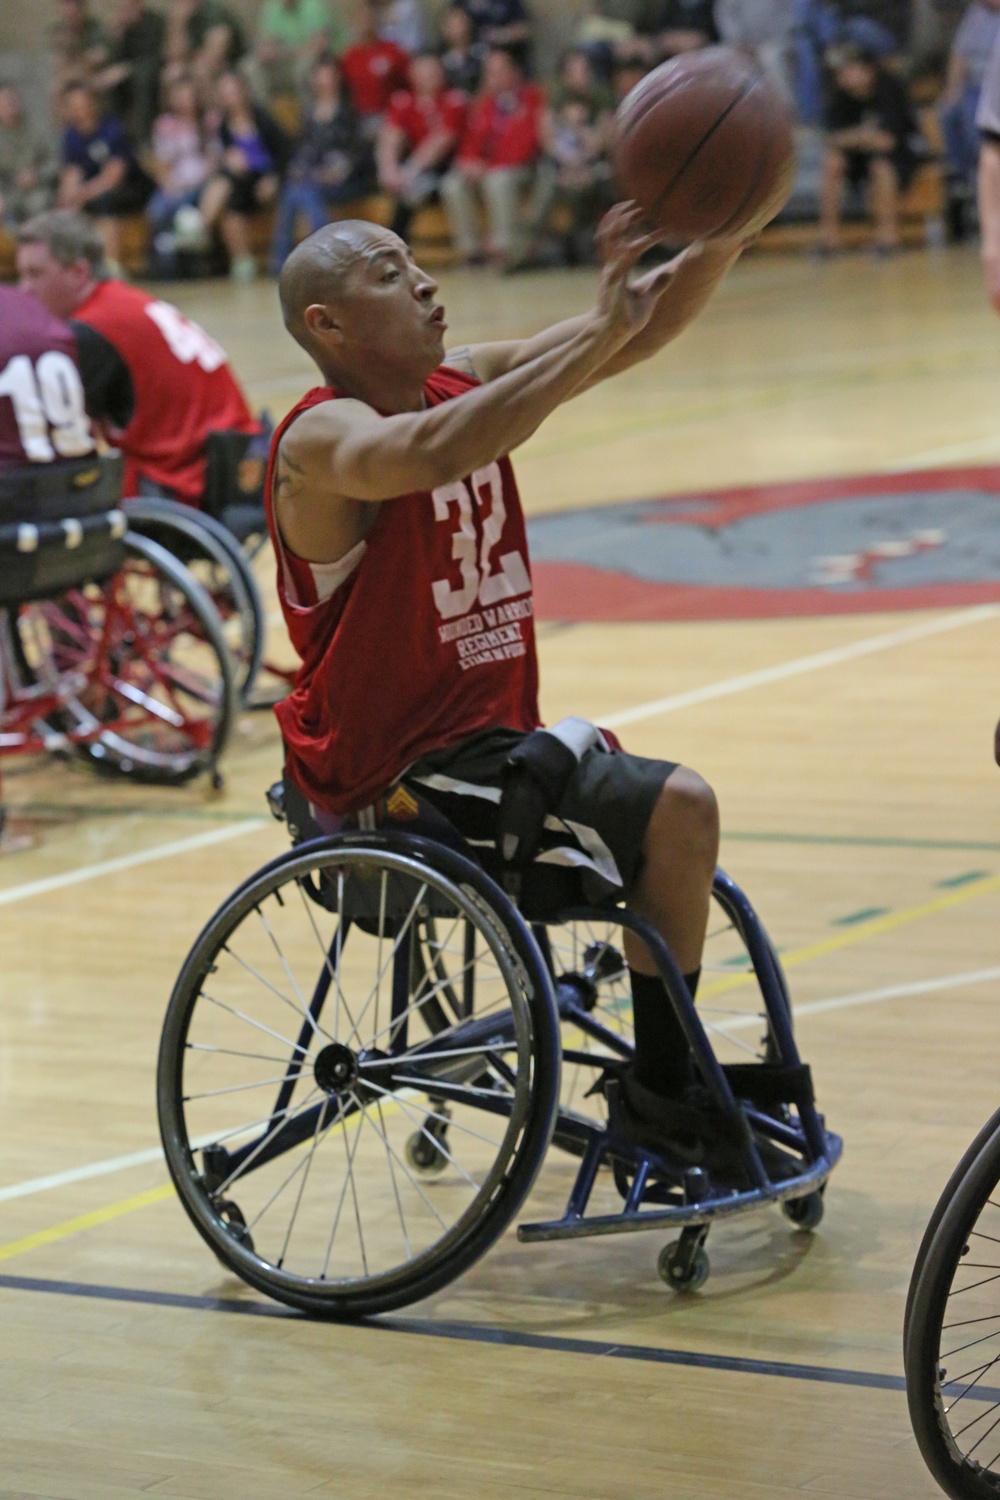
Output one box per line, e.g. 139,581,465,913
593,202,694,343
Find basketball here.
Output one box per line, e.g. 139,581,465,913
611,47,796,243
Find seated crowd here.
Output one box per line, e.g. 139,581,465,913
0,0,990,275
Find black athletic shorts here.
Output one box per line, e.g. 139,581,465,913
403,728,676,917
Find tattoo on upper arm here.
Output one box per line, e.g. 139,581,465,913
275,443,305,504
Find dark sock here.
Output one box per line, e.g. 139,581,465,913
630,969,699,1098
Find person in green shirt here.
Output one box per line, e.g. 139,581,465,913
251,0,347,101
0,85,58,225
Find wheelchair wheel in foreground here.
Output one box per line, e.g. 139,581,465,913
15,532,237,784
157,833,561,1317
904,1106,1000,1361
906,1119,1000,1499
123,496,264,702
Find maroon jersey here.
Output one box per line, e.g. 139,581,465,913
0,287,95,470
265,366,541,815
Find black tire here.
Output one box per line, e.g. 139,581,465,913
157,831,561,1318
905,1107,1000,1359
15,531,237,784
123,496,264,702
906,1119,1000,1498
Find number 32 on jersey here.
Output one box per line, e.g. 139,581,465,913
431,462,531,620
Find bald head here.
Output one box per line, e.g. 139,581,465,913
278,220,405,352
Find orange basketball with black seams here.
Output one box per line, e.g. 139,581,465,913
611,47,796,244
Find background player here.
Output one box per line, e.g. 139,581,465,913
268,210,747,1160
14,209,258,505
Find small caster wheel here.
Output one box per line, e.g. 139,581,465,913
658,1240,710,1292
405,1128,448,1176
783,1191,824,1231
215,1198,255,1255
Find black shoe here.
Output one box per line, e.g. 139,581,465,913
618,1069,749,1183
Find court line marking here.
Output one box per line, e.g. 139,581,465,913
0,1270,931,1397
701,874,1000,999
600,605,1000,730
3,961,1000,1209
0,819,267,910
0,1187,173,1265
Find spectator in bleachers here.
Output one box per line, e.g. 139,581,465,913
818,43,923,253
0,85,58,227
199,70,290,280
457,0,533,69
635,0,718,60
377,51,466,237
270,54,373,268
146,72,212,274
976,23,1000,308
164,0,247,97
440,45,542,268
95,0,167,143
573,1,644,79
613,57,650,102
50,0,111,89
526,48,614,263
940,0,1000,204
377,0,428,54
339,1,413,135
439,4,486,92
57,81,153,272
794,0,910,124
249,0,346,105
715,0,796,97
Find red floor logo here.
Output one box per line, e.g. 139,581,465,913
527,469,1000,621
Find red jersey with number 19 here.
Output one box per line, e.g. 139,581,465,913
265,366,541,815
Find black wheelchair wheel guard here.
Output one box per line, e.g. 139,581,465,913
157,831,561,1318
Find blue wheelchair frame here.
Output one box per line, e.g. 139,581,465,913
193,801,842,1290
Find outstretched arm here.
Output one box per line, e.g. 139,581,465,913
449,213,744,390
274,208,681,559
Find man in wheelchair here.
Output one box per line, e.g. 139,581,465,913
15,210,265,523
267,207,754,1171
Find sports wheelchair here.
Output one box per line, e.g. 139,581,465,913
157,770,842,1318
1,454,237,789
123,424,276,707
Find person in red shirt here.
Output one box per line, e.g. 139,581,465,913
15,210,257,503
338,0,411,131
440,45,542,269
268,210,750,1160
376,52,467,239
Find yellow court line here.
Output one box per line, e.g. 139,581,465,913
0,1184,174,1264
703,874,1000,1000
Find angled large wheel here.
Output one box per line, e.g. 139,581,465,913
15,532,237,784
906,1119,1000,1498
157,833,561,1317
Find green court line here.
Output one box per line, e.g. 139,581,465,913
936,870,993,888
832,907,890,926
10,803,1000,854
723,831,1000,854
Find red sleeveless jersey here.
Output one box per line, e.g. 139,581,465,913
73,280,256,501
0,287,95,470
266,367,541,814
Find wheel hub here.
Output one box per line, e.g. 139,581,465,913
314,1042,359,1095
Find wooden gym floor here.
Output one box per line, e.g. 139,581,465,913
3,245,1000,1498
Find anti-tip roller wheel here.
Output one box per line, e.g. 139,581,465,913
405,1128,448,1176
783,1191,825,1231
658,1240,710,1292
